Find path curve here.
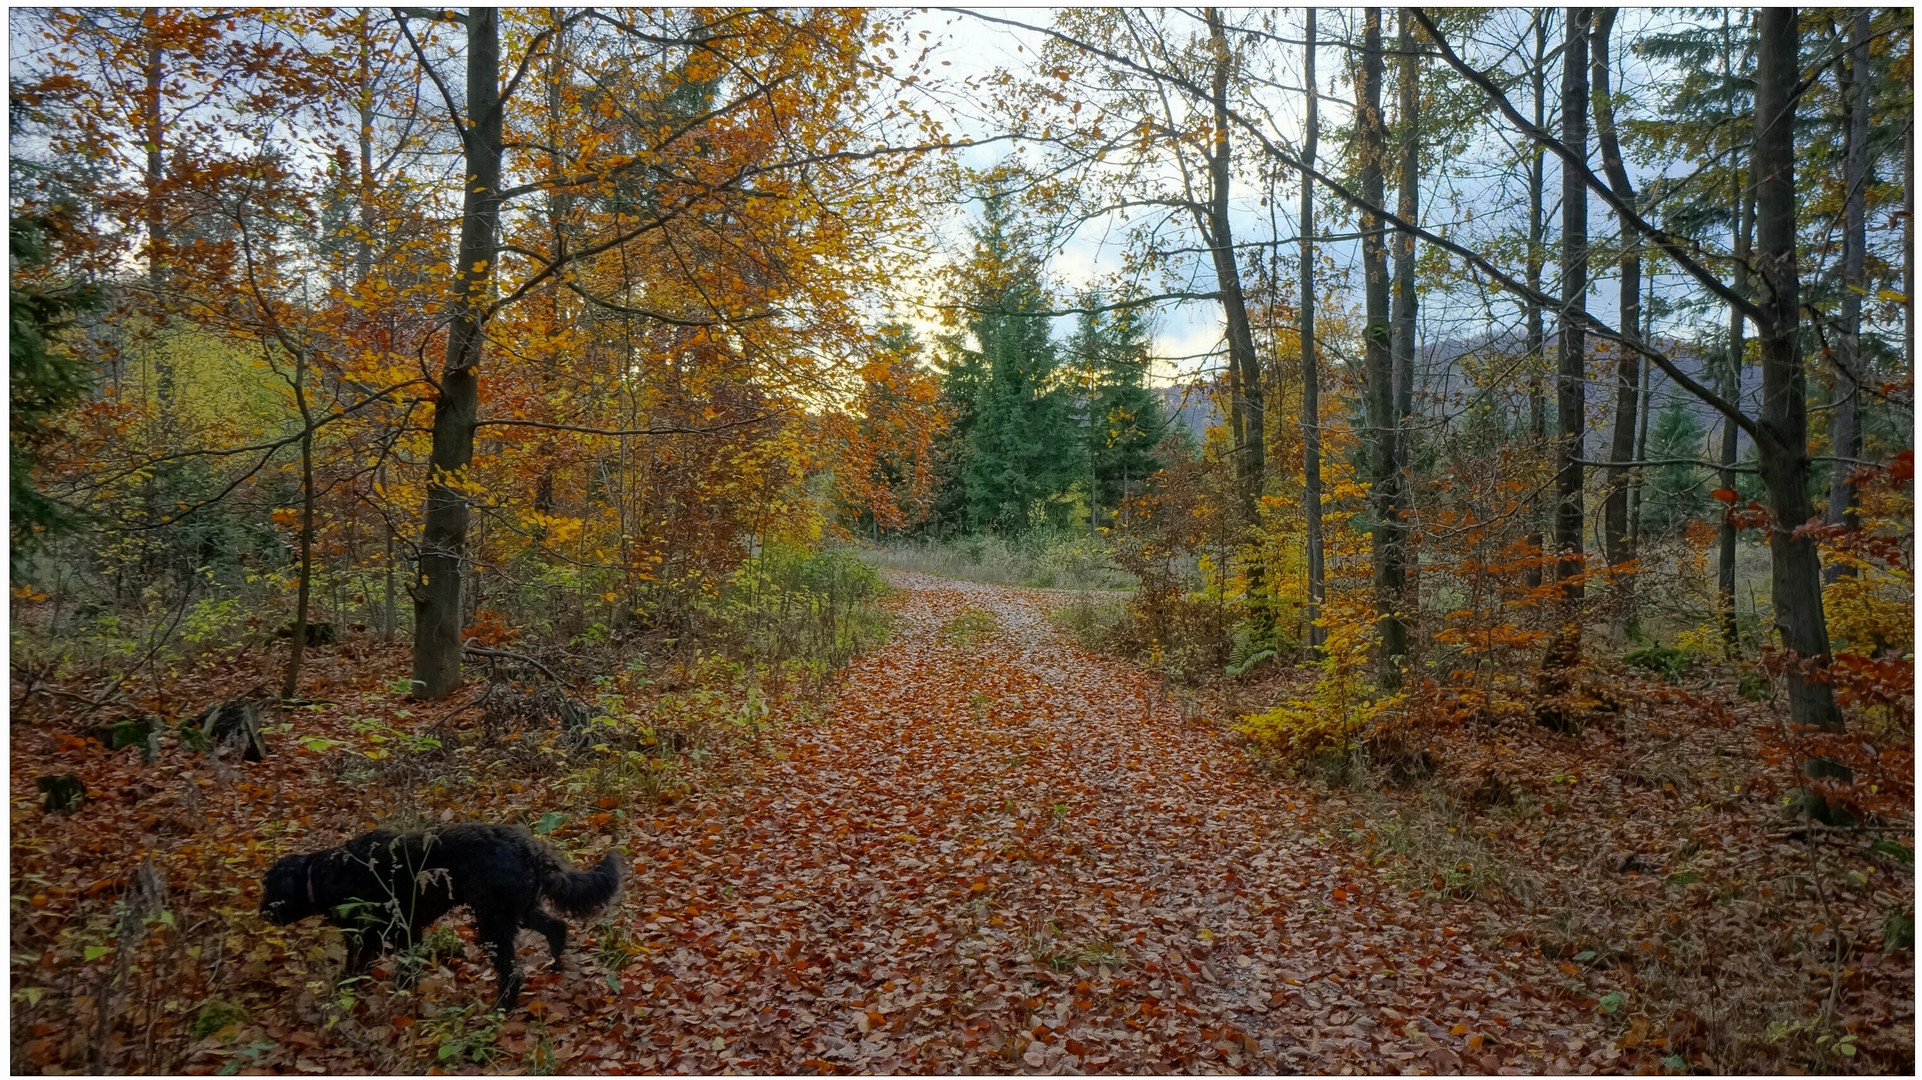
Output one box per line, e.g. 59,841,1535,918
593,573,1590,1073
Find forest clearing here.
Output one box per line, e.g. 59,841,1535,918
9,6,1914,1076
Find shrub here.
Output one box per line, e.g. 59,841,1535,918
1624,640,1699,682
1241,601,1399,759
713,544,888,672
1050,593,1125,650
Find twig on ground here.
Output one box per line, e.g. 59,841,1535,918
462,643,564,685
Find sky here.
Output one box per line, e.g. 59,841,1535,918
882,8,1248,386
874,7,1781,408
11,5,1881,422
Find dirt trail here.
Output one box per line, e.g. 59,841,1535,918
591,572,1598,1073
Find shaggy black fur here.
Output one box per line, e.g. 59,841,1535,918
260,823,623,1010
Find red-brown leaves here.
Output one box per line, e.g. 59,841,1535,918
21,574,1904,1074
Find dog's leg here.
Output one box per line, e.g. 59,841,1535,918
524,909,568,971
478,918,524,1013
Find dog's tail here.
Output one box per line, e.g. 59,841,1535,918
539,848,624,918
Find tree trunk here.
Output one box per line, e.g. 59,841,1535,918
1300,9,1324,651
1392,10,1418,432
1552,8,1590,633
141,13,175,408
1824,10,1869,580
413,8,502,700
1719,171,1754,655
1591,9,1640,599
1906,107,1915,384
356,10,375,284
1204,9,1266,626
384,528,397,642
1753,7,1841,730
1389,8,1420,660
1359,8,1405,685
1524,11,1550,592
282,355,316,701
142,13,165,283
1629,325,1651,545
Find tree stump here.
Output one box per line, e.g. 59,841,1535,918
92,717,154,752
193,699,268,762
37,773,85,813
277,621,338,646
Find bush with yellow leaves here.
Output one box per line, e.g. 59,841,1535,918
1240,588,1402,759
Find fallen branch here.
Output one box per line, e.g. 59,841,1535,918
462,643,563,685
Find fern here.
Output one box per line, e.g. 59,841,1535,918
1224,622,1275,677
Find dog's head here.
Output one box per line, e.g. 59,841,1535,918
259,853,317,925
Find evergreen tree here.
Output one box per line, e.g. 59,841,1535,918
1067,294,1163,529
10,211,98,578
1641,397,1711,540
932,192,1079,535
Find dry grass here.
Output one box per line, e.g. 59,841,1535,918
860,534,1134,591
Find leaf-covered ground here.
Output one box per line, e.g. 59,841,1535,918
604,573,1606,1073
16,573,1905,1074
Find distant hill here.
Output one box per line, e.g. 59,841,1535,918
1145,330,1751,461
1155,382,1218,445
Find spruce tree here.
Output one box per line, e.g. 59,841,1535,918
934,193,1078,535
10,211,97,578
1641,397,1711,540
1068,296,1163,530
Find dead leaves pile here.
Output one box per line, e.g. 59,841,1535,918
605,573,1605,1073
17,573,1759,1073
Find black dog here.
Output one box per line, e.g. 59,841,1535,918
260,822,623,1010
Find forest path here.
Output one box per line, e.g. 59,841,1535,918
591,571,1597,1073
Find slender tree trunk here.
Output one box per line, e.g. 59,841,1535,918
356,11,375,284
1392,10,1419,431
283,356,316,701
1552,8,1590,637
1629,327,1651,545
1591,9,1641,606
1300,9,1325,651
1525,12,1550,592
142,13,174,408
413,8,502,700
1718,3,1753,654
358,15,395,646
1906,112,1915,382
382,474,397,642
1203,9,1267,627
1359,8,1405,685
1720,174,1754,655
1389,8,1420,659
142,14,165,283
1753,7,1841,730
1824,10,1869,580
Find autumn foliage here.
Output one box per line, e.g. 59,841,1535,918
8,7,1914,1077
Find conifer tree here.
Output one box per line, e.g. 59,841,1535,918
1068,297,1164,531
9,212,98,577
934,193,1078,535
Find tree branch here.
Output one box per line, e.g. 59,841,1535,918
472,413,782,438
942,8,1768,449
1411,8,1765,324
